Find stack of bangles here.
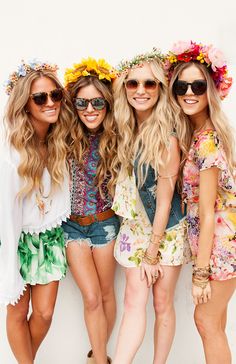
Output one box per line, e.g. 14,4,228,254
192,265,212,289
142,233,163,265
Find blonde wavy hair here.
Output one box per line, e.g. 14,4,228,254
169,61,236,177
66,76,119,196
113,60,175,186
4,70,75,197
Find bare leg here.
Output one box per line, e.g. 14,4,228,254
66,241,108,364
194,278,236,364
113,267,150,364
29,281,59,358
6,286,33,364
152,265,181,364
92,240,116,341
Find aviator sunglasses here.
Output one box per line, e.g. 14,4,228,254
74,97,107,111
125,79,158,91
173,80,207,96
30,88,63,106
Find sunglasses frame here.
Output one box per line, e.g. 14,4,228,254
173,79,207,96
74,97,107,111
124,78,159,91
30,88,63,105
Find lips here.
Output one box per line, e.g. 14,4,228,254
184,99,198,104
43,108,57,115
134,97,150,103
84,114,98,122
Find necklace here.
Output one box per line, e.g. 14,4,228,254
193,118,210,135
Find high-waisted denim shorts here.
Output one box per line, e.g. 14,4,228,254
62,215,120,248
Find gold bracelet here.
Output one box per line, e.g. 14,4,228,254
151,233,163,244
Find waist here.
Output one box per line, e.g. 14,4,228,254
69,208,115,226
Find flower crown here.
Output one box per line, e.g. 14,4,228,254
164,40,232,98
117,47,164,73
64,57,116,86
4,59,59,95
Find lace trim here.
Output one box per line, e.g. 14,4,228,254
0,282,27,306
22,208,71,235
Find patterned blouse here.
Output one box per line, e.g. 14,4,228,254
70,133,112,216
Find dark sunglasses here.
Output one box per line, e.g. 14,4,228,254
30,88,63,105
173,80,207,96
74,97,107,111
125,79,158,91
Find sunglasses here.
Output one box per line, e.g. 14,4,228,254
125,79,158,91
173,80,207,96
74,97,107,111
30,88,63,105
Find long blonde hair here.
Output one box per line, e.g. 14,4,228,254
169,61,236,176
4,70,75,197
113,60,175,186
66,76,119,196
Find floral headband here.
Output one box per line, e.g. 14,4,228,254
117,47,164,74
64,57,116,86
164,40,232,99
4,59,59,95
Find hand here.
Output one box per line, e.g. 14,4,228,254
140,262,164,287
192,281,211,305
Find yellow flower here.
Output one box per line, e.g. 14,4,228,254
64,57,116,86
168,55,177,63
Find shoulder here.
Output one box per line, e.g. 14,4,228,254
194,130,219,152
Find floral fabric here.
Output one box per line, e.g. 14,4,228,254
183,130,236,281
112,173,191,268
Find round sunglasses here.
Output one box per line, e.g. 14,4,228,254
173,80,207,96
125,79,158,91
74,97,107,111
30,88,63,105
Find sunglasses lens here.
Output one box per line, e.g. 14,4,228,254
91,97,106,110
191,80,207,95
31,92,48,105
173,81,188,96
74,98,88,110
144,80,157,90
125,79,139,90
50,89,63,102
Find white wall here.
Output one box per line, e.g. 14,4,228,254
0,1,235,363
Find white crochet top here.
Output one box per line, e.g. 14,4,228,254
0,144,70,306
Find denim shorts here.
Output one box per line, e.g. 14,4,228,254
62,215,120,248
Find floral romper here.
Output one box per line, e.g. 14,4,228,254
183,130,236,281
112,172,191,268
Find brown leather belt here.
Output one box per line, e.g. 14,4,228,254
69,208,115,226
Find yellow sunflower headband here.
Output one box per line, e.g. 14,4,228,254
64,57,116,86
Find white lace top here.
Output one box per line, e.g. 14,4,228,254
0,143,70,306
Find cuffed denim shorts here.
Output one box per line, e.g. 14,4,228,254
62,215,120,248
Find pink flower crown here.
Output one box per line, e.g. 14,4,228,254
4,59,59,95
164,41,233,99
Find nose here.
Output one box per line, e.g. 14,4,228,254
86,101,94,112
185,83,193,95
136,82,145,94
46,95,55,106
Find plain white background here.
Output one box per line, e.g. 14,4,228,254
0,1,235,363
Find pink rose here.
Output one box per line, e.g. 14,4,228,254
208,46,226,71
171,40,192,55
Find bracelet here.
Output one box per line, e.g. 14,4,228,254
151,233,163,243
142,251,160,265
192,265,211,280
192,277,209,289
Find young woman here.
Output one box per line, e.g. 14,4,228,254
62,58,120,364
0,60,74,363
167,40,236,364
112,50,191,364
